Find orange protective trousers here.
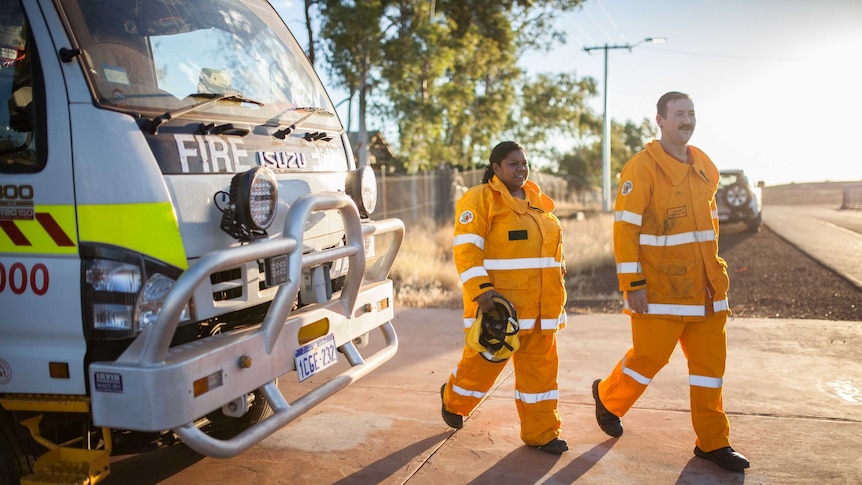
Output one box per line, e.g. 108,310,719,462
597,311,732,452
443,330,561,447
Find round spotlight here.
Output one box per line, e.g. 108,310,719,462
347,165,377,217
236,166,278,231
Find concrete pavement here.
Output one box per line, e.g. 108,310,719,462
106,308,862,484
103,206,862,484
763,205,862,289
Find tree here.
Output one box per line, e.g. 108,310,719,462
378,0,588,172
319,0,387,167
558,117,654,192
311,0,591,172
506,71,600,168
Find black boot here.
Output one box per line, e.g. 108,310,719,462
592,379,623,438
440,384,463,429
694,446,750,471
535,438,569,455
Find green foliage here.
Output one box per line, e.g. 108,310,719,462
558,117,656,190
507,72,600,164
302,0,652,186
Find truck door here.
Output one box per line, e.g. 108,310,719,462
0,0,83,395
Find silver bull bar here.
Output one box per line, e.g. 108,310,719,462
89,192,404,458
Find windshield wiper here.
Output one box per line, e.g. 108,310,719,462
271,107,336,140
146,93,265,134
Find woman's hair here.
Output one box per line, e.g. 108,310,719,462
482,141,525,183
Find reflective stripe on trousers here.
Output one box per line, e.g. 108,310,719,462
444,330,561,447
597,311,732,451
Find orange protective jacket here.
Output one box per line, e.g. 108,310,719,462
454,176,566,333
614,140,730,320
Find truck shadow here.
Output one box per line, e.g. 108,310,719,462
104,444,204,484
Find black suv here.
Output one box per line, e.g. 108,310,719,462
716,169,763,233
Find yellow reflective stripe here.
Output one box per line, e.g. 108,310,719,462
78,203,187,269
0,205,77,255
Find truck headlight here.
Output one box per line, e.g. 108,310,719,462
220,166,278,241
346,165,377,217
135,273,190,330
83,244,193,340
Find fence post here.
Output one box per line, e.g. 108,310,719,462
379,165,387,218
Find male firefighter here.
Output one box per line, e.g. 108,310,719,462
592,91,750,472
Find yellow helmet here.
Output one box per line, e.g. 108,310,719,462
466,296,520,363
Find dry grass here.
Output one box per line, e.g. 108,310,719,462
390,211,617,308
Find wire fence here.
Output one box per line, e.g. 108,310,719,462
373,166,601,225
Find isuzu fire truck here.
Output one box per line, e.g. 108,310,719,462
0,1,404,483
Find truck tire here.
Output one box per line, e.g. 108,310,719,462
0,408,42,485
203,388,274,440
746,213,763,233
723,183,752,209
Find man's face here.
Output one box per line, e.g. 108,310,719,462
657,97,696,144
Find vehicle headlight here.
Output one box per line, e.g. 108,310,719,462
83,245,193,340
220,166,278,241
86,259,141,293
347,165,377,217
134,273,190,330
87,259,141,335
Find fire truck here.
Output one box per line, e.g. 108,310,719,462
0,1,403,483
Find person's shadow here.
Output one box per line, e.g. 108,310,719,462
464,438,617,484
674,457,746,485
541,438,616,483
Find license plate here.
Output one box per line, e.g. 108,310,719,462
294,333,338,382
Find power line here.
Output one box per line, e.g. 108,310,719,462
639,46,806,61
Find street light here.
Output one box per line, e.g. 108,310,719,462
584,37,666,212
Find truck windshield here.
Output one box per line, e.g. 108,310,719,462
61,0,341,132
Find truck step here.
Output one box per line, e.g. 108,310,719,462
20,447,110,485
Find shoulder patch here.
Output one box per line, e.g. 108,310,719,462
621,180,633,196
459,210,474,224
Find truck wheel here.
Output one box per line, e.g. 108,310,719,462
746,213,763,233
0,408,42,485
203,388,274,440
723,184,752,209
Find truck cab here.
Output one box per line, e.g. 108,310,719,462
0,1,403,483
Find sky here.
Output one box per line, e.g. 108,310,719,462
273,0,862,187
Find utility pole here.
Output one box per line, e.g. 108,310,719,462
584,37,666,212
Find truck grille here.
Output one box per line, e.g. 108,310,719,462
210,267,243,302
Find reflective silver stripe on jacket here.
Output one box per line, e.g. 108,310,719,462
615,210,643,226
462,311,567,331
623,299,730,317
459,265,489,283
454,233,485,250
484,257,562,270
617,262,642,274
639,230,716,247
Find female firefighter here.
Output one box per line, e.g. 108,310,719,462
440,141,569,455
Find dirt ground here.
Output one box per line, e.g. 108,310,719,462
566,221,862,321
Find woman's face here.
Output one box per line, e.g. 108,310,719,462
493,148,529,193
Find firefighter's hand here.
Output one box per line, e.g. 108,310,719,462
627,289,648,313
475,291,503,314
